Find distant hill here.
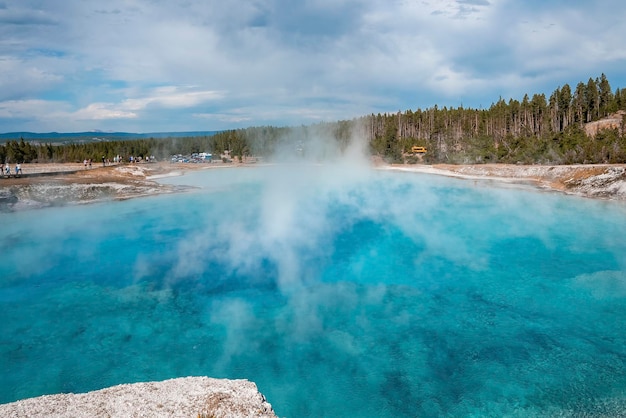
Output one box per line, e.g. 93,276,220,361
0,131,221,143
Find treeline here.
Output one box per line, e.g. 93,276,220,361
364,73,626,164
0,136,221,164
2,74,625,165
210,74,626,164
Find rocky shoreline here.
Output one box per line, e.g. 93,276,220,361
0,162,196,212
2,162,626,213
0,163,626,212
387,163,626,201
0,377,276,418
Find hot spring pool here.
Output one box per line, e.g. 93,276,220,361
1,165,626,416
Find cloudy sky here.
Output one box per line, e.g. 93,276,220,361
1,0,625,133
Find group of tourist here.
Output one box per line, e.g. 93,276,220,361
3,162,22,177
82,155,133,168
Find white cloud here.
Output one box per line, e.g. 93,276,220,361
0,0,625,132
120,87,224,111
73,103,137,120
0,85,226,132
0,99,65,119
0,56,64,101
193,113,252,123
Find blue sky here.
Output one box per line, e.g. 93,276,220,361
1,0,625,133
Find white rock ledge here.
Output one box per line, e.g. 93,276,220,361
0,376,277,418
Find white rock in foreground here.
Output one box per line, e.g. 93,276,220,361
0,376,277,418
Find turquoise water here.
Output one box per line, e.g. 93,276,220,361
1,165,626,416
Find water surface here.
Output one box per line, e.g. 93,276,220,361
1,165,626,416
